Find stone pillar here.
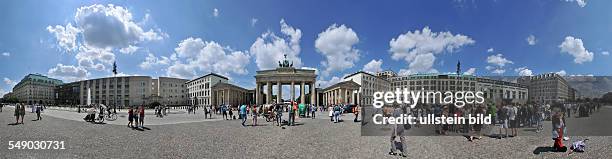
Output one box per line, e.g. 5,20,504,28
277,81,282,103
255,83,260,105
291,81,295,103
226,89,230,106
311,82,316,105
300,81,305,105
344,89,348,104
266,82,272,104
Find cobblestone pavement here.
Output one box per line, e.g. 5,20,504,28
1,106,611,158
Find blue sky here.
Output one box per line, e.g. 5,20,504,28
1,0,611,96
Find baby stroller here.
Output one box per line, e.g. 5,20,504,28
83,108,97,122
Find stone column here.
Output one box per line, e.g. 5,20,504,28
300,81,305,105
266,81,272,104
277,81,282,103
311,82,316,105
344,89,348,104
255,83,260,105
291,81,295,103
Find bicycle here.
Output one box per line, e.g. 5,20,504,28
94,111,118,123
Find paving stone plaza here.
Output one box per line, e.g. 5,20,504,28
1,105,611,158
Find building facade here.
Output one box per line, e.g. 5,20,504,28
388,73,528,105
13,74,63,105
254,57,317,105
186,73,228,107
321,81,360,106
154,77,189,106
518,73,570,104
343,71,391,106
211,82,253,107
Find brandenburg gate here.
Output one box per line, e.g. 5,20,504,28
255,55,317,105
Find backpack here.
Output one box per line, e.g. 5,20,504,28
571,140,587,152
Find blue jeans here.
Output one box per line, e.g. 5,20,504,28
241,114,247,126
334,111,340,123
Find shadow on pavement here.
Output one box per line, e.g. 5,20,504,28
533,146,561,154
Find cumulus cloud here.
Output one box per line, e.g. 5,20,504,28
47,64,89,82
46,23,80,51
74,4,165,49
487,48,494,53
487,54,513,67
486,53,513,74
463,68,476,75
1,52,9,57
166,37,250,79
315,24,360,76
526,35,537,45
318,76,343,88
563,0,586,7
140,53,171,69
556,70,567,76
363,59,383,73
46,4,166,73
213,8,219,17
3,77,16,86
119,45,139,54
75,45,115,71
515,67,533,76
250,19,302,70
389,26,474,73
559,36,593,64
602,51,609,56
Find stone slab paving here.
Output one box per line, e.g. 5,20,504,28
0,106,611,158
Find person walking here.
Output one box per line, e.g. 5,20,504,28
222,105,228,120
14,103,21,124
252,105,258,126
139,105,145,128
389,104,407,157
20,103,26,124
328,105,333,122
127,107,134,128
311,104,316,119
509,104,518,137
229,106,234,120
353,105,360,122
275,104,283,126
288,104,296,126
239,105,247,127
333,105,341,123
133,106,140,128
35,104,42,120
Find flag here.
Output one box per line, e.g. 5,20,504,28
112,61,117,75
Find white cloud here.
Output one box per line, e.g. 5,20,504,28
166,37,250,79
300,67,319,75
250,19,302,70
389,26,474,73
3,77,16,86
486,54,512,75
564,0,586,7
251,18,258,27
363,59,383,73
140,53,171,69
213,8,219,17
487,48,494,53
526,35,537,45
318,76,343,88
73,4,165,49
1,52,9,57
315,24,360,76
602,51,609,55
486,54,513,67
119,45,139,54
514,67,533,76
46,23,80,51
556,70,567,76
75,45,115,70
559,36,593,64
47,64,89,82
463,68,476,75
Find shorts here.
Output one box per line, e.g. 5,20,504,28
500,119,508,128
510,120,517,128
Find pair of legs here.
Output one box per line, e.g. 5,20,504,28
389,130,406,157
241,114,247,126
252,115,257,126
